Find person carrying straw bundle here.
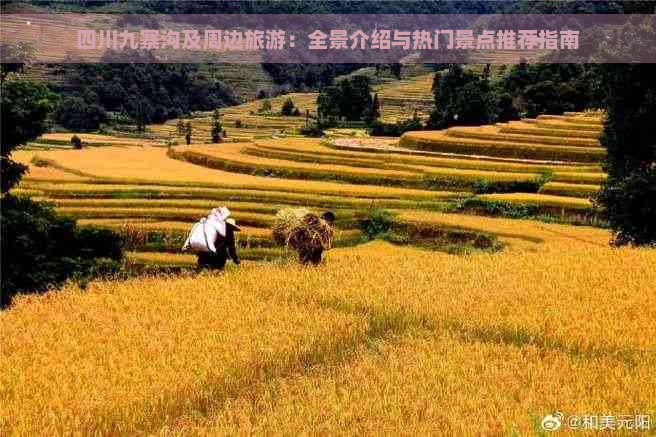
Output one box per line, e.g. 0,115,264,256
272,208,336,265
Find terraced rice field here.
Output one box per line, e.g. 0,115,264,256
12,109,607,269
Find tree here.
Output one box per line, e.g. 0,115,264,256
500,63,593,117
259,99,272,113
176,119,185,135
390,63,402,79
316,76,373,124
595,64,656,246
210,109,222,143
316,86,341,123
1,76,54,193
281,98,296,116
1,77,122,307
1,196,123,308
185,121,192,145
349,76,372,120
364,93,381,124
428,65,493,129
54,95,106,131
134,99,149,132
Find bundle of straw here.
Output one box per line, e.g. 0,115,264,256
272,208,334,251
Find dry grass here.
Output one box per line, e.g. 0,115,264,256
3,238,654,435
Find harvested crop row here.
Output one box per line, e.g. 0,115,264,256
534,120,603,132
393,210,610,248
79,219,273,236
255,139,604,174
243,145,546,183
498,124,600,139
539,181,600,198
536,114,604,125
400,131,605,162
446,126,600,148
13,147,456,201
84,220,363,244
549,171,606,184
20,181,459,204
171,143,419,178
22,182,455,209
171,144,563,192
250,144,605,187
168,146,437,189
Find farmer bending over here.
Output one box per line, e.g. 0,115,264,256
197,218,241,270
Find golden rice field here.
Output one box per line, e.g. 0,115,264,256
3,236,655,435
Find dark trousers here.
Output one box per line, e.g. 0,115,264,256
298,247,324,265
197,251,228,270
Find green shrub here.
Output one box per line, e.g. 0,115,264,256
369,117,422,137
359,209,394,239
473,173,551,194
454,198,539,218
1,195,123,308
54,95,106,131
300,123,324,137
259,99,272,113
